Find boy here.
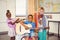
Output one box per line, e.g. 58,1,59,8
20,15,35,40
6,10,19,40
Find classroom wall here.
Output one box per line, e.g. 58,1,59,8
49,14,60,34
45,13,60,34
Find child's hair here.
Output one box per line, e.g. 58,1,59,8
6,10,11,17
40,7,44,10
28,14,33,18
7,10,10,13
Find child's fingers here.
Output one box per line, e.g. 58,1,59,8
25,27,29,30
44,27,49,29
16,18,19,21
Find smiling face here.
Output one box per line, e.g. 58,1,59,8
40,9,44,17
40,9,44,14
39,7,44,17
28,15,33,22
6,13,11,19
6,10,11,19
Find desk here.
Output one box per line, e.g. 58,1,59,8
48,20,60,38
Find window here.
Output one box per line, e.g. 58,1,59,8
16,0,27,16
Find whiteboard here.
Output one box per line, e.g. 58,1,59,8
0,0,7,22
16,0,27,16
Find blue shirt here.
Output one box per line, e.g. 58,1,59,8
24,21,35,33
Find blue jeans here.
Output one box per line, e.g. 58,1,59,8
25,32,35,37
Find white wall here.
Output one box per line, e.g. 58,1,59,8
0,0,16,32
49,14,60,34
45,14,60,34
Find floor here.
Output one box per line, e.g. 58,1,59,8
0,34,60,40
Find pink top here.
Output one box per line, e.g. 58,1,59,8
7,18,16,28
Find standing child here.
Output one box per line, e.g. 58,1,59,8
6,10,19,40
38,7,49,40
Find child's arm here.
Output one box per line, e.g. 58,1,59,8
8,18,19,25
44,27,50,29
34,27,39,33
20,20,29,30
44,16,50,29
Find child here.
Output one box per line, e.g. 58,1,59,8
6,10,19,40
20,15,36,40
38,7,49,40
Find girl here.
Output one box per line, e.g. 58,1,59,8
6,10,19,40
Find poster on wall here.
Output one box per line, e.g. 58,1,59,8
40,0,60,12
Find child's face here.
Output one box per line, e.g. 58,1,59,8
40,9,44,14
40,9,44,17
28,16,33,22
7,13,11,19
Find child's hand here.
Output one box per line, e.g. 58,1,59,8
34,28,39,33
20,20,24,24
16,18,19,21
35,28,39,30
25,26,29,30
34,28,39,32
44,27,50,29
16,18,20,23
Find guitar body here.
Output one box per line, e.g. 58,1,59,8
16,23,32,35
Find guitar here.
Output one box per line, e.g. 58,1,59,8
16,23,32,35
